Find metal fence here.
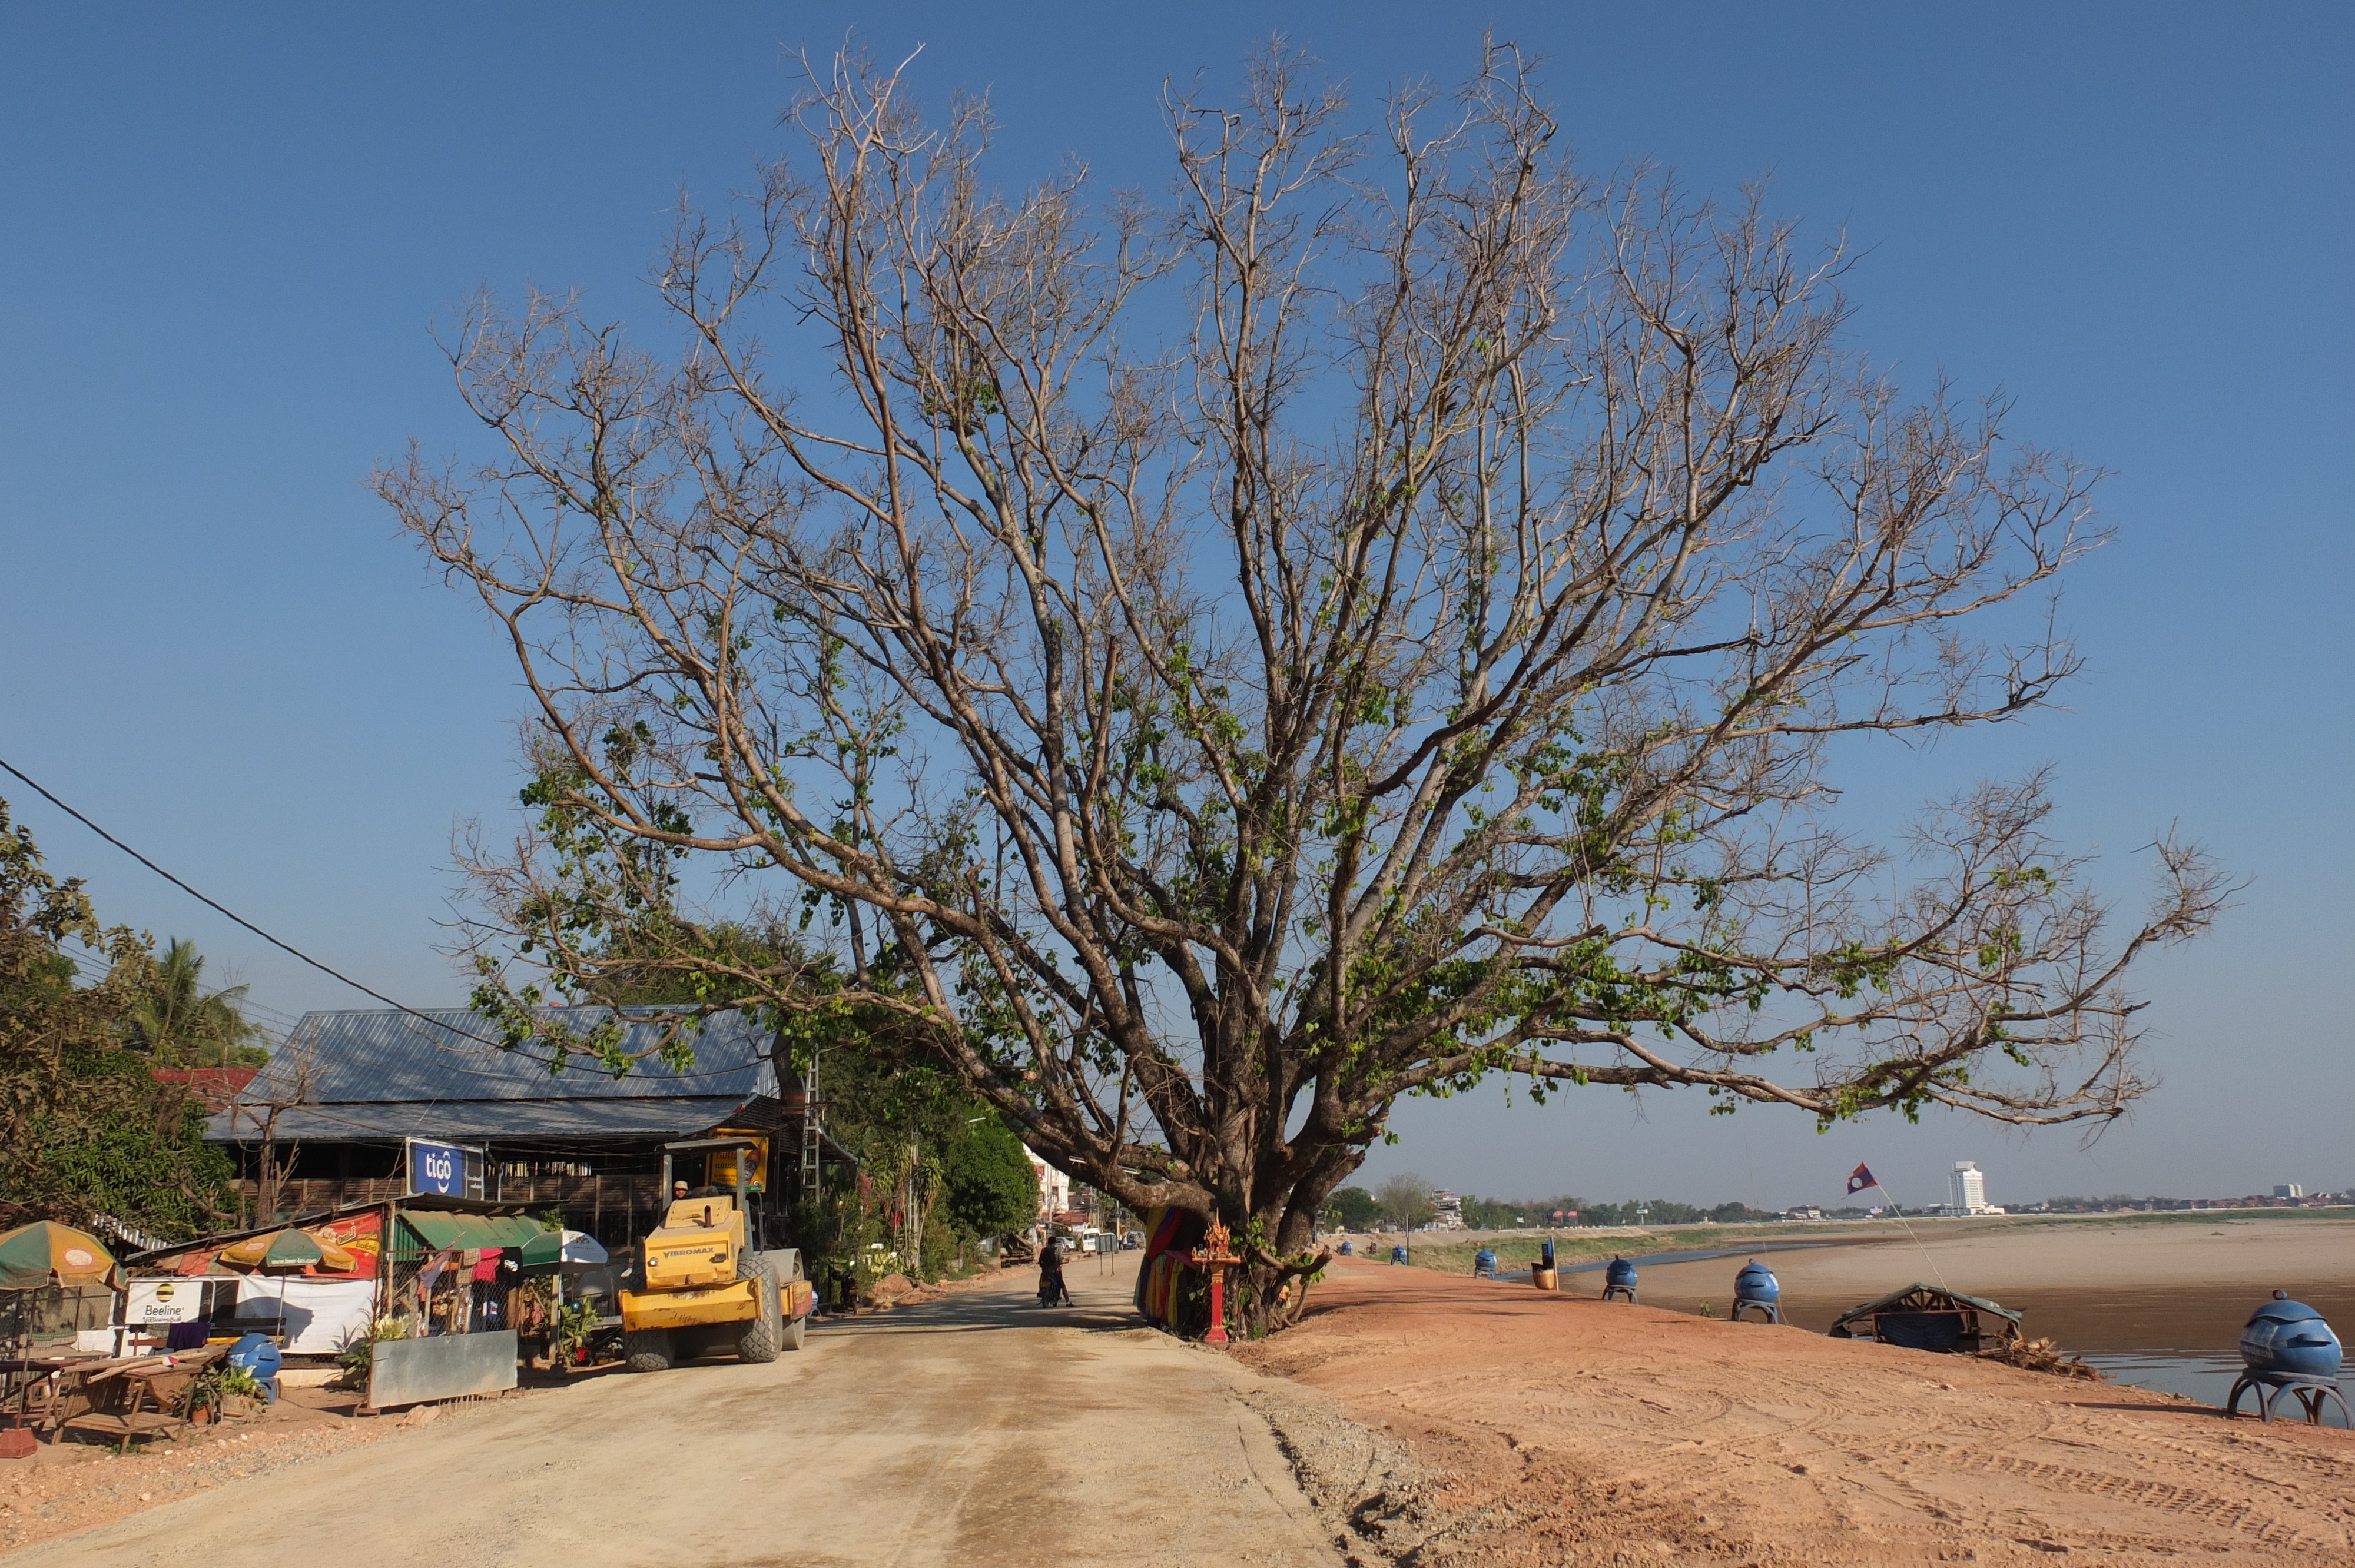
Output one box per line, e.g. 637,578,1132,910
382,1245,502,1337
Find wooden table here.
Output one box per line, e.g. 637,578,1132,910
1,1354,110,1434
8,1346,228,1446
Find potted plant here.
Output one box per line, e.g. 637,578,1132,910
178,1363,270,1424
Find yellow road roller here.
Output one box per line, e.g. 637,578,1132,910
619,1136,815,1372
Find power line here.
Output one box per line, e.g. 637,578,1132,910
4,756,765,1087
1,753,521,1055
54,946,287,1038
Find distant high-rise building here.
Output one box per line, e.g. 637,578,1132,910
1943,1161,2004,1216
2274,1183,2305,1200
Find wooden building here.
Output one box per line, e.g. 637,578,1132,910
210,1007,848,1249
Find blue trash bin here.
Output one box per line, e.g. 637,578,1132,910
2227,1291,2349,1424
226,1333,282,1403
2241,1292,2343,1380
1733,1258,1782,1323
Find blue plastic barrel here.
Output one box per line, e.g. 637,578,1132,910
1540,1238,1556,1270
1605,1257,1637,1290
226,1332,282,1403
1734,1259,1780,1305
2241,1291,2343,1380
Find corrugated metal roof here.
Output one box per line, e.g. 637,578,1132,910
217,1095,762,1142
208,1007,777,1144
1829,1283,2024,1331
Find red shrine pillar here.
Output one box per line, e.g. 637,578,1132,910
1190,1220,1240,1346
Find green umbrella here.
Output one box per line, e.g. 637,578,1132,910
219,1227,329,1270
0,1221,119,1291
260,1230,326,1268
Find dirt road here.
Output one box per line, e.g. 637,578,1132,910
8,1255,1340,1568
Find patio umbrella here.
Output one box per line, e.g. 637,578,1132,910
0,1221,120,1290
517,1229,609,1271
218,1228,352,1271
299,1232,359,1271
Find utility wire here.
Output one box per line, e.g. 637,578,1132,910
2,755,771,1088
1,752,525,1055
58,943,303,1031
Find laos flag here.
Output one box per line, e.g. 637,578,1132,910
1846,1163,1878,1195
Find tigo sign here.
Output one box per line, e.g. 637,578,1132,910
406,1138,485,1198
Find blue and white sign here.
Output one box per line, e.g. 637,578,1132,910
406,1138,483,1198
411,1140,461,1194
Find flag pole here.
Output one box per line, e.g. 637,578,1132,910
1868,1178,1949,1291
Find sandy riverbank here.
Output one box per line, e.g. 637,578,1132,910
1621,1214,2355,1296
1343,1213,2355,1355
1339,1210,2354,1278
1587,1215,2355,1364
1238,1253,2354,1565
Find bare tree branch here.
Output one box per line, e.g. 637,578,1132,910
382,39,2224,1333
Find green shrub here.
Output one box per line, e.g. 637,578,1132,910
552,1300,599,1363
939,1119,1039,1240
334,1315,410,1390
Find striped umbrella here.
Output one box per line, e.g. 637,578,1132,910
0,1221,120,1290
218,1228,354,1272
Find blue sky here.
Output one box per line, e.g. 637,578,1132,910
2,3,2347,1208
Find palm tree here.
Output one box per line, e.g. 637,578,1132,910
128,938,270,1067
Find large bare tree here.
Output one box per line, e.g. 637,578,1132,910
384,45,2225,1331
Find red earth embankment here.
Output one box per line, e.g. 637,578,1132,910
1233,1258,2353,1565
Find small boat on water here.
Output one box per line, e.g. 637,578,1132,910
1828,1283,2023,1353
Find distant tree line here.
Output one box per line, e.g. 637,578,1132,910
1574,1199,1786,1227
2037,1192,2348,1212
1322,1184,1780,1230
